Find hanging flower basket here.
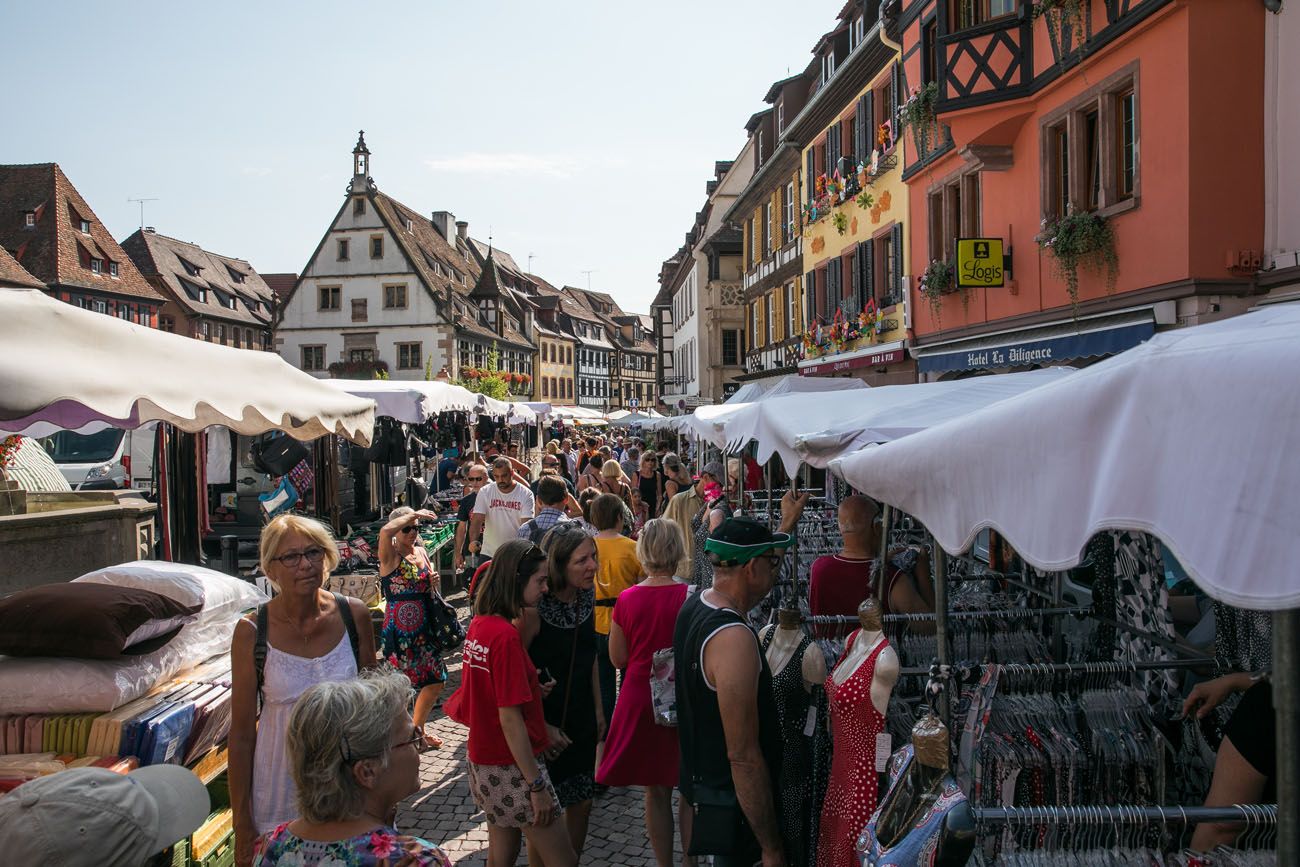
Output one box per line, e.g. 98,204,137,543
1035,210,1119,311
897,82,939,158
918,259,958,321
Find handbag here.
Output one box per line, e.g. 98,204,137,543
258,476,299,518
649,647,677,727
424,592,465,652
687,783,746,856
287,459,315,495
252,434,309,476
326,572,381,607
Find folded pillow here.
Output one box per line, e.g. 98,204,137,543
0,583,202,660
73,561,266,621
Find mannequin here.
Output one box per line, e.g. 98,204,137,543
816,598,899,867
758,606,825,867
855,707,976,866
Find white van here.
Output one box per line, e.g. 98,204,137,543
42,425,157,494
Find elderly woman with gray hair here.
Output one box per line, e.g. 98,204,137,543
252,668,451,866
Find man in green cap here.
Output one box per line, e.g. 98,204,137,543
672,491,808,866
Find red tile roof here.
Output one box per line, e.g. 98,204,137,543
262,272,298,301
0,245,43,289
0,163,164,302
119,228,275,326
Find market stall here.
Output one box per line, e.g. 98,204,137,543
825,302,1300,861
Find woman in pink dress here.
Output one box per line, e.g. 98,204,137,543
596,519,693,867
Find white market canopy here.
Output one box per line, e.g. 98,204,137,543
607,411,663,428
830,302,1300,611
724,372,869,405
0,289,375,444
679,376,872,447
550,405,608,422
325,380,536,425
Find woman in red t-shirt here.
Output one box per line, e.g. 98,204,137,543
458,539,577,867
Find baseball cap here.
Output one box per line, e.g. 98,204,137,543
0,765,211,865
704,517,793,566
695,460,725,481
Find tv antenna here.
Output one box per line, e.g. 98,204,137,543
580,270,597,291
528,253,536,274
127,197,159,230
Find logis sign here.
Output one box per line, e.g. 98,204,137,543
955,238,1006,289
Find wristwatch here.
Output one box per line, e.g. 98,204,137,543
528,773,547,792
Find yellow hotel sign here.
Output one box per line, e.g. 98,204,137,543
955,238,1006,288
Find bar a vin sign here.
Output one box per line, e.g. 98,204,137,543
955,238,1006,289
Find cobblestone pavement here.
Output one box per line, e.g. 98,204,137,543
396,591,684,865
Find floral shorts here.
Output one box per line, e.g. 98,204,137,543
468,760,563,828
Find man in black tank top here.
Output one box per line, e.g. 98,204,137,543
674,494,807,867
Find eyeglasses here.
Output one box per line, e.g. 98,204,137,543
340,726,428,763
400,525,420,535
273,547,327,568
466,476,487,483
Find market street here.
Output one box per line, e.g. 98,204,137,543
396,591,685,866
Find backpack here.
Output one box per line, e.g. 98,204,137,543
253,592,361,707
521,516,567,545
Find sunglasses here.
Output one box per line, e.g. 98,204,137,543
273,547,327,568
400,525,420,535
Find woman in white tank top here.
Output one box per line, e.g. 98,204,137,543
229,515,377,867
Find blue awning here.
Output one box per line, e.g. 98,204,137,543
915,311,1156,374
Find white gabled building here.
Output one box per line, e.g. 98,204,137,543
277,132,484,380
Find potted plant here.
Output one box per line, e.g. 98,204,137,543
1035,210,1118,310
898,82,939,158
918,259,957,320
0,435,26,516
1033,0,1087,58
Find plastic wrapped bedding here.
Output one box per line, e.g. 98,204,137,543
0,562,266,714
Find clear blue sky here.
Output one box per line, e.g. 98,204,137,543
6,1,833,314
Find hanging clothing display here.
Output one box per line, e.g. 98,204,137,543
1110,530,1180,714
205,426,232,484
855,745,971,867
817,631,889,867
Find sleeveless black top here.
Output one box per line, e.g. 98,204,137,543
674,590,782,805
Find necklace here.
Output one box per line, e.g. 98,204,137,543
279,598,320,648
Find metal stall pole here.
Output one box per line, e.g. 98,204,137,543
763,460,773,530
877,504,893,601
931,542,951,725
1275,608,1300,863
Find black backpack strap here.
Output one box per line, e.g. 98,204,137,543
254,603,269,705
333,592,361,669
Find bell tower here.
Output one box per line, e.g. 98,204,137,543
350,130,371,193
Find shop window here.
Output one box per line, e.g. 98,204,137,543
396,342,421,369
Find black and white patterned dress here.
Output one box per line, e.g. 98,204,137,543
528,587,598,807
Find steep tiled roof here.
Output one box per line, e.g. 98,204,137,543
0,163,164,302
371,191,481,307
262,272,297,301
0,245,43,289
120,229,274,326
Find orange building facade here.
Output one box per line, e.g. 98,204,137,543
897,0,1266,378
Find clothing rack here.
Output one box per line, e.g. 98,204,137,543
898,657,1215,678
972,804,1278,825
802,606,1090,625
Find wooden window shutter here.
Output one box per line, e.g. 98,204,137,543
863,90,876,156
804,270,817,324
742,220,749,267
855,94,869,160
859,240,875,305
806,150,817,203
793,275,803,332
891,222,905,302
774,284,784,341
891,63,902,127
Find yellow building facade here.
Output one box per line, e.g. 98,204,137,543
796,53,916,385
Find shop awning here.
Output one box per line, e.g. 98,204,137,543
912,308,1159,374
830,302,1300,610
798,340,907,376
0,289,375,444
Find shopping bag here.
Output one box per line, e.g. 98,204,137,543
258,477,299,518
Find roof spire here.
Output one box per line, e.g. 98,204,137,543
353,130,370,156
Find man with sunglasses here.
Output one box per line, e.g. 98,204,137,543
469,457,536,562
674,495,806,867
454,464,490,575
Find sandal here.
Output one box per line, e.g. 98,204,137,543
421,729,443,751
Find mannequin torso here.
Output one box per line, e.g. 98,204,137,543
760,609,827,689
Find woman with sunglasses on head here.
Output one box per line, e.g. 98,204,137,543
457,539,577,867
252,669,451,866
379,505,448,752
517,524,602,865
230,514,378,867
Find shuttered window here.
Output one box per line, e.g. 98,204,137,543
858,240,875,306
805,270,818,325
890,223,905,305
806,151,817,204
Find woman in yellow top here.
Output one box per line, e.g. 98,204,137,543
590,493,644,739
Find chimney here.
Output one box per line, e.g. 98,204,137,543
431,211,455,244
144,226,156,234
455,220,469,240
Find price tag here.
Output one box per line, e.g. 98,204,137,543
803,705,818,737
875,732,892,772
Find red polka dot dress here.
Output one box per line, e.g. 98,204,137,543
816,630,889,867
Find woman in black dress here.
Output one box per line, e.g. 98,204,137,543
518,523,602,864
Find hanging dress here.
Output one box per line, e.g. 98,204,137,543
760,628,820,867
528,588,598,807
380,553,448,689
689,496,729,590
817,630,888,867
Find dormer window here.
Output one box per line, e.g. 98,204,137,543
108,262,119,278
89,258,102,275
226,265,246,284
79,218,91,234
180,258,202,277
23,211,35,227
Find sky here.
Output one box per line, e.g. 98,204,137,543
6,1,835,314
